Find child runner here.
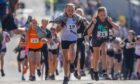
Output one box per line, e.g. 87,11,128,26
113,37,123,80
123,30,136,80
26,18,43,81
135,35,140,79
0,30,10,77
54,3,82,84
87,7,119,81
48,28,60,80
15,33,28,80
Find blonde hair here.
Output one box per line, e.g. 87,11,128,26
41,19,48,23
97,6,107,16
76,8,84,16
65,3,75,8
64,3,75,16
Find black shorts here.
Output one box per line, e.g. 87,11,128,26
29,48,41,52
107,49,114,57
135,54,140,59
114,53,122,63
49,49,58,55
17,54,27,62
89,46,94,53
0,48,7,53
1,14,17,31
61,41,76,49
92,38,107,47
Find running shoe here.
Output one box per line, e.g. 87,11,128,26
70,63,75,73
103,73,111,80
80,70,86,76
29,76,36,81
49,74,55,80
21,75,25,81
1,69,5,77
63,76,69,84
74,70,81,80
114,73,121,80
94,71,99,81
37,69,41,77
89,69,94,80
45,75,48,80
137,72,140,80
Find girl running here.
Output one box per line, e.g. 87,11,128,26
113,37,123,80
87,7,119,81
106,29,116,79
40,19,52,80
74,8,89,79
15,33,28,80
123,30,136,80
54,3,82,84
135,35,140,79
26,18,43,81
48,28,60,80
0,30,10,77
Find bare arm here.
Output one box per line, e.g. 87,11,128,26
107,17,120,30
11,28,25,34
56,23,63,33
87,20,96,35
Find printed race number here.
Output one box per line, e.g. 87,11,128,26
77,33,82,38
31,38,39,43
97,31,108,38
20,50,25,59
67,24,76,30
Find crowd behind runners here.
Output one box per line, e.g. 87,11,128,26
1,2,140,84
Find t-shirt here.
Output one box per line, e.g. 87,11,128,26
36,27,51,39
123,39,135,54
92,17,113,41
1,14,17,31
55,14,82,41
48,35,59,50
26,28,43,49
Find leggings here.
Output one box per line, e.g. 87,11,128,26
41,44,49,77
123,54,134,79
74,42,85,70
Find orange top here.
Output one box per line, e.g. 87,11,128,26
26,28,43,49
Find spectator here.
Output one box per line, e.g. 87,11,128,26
114,16,128,39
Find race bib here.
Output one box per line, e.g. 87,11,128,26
20,50,25,59
31,38,39,43
97,31,108,38
67,24,76,31
77,33,82,38
48,43,58,50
